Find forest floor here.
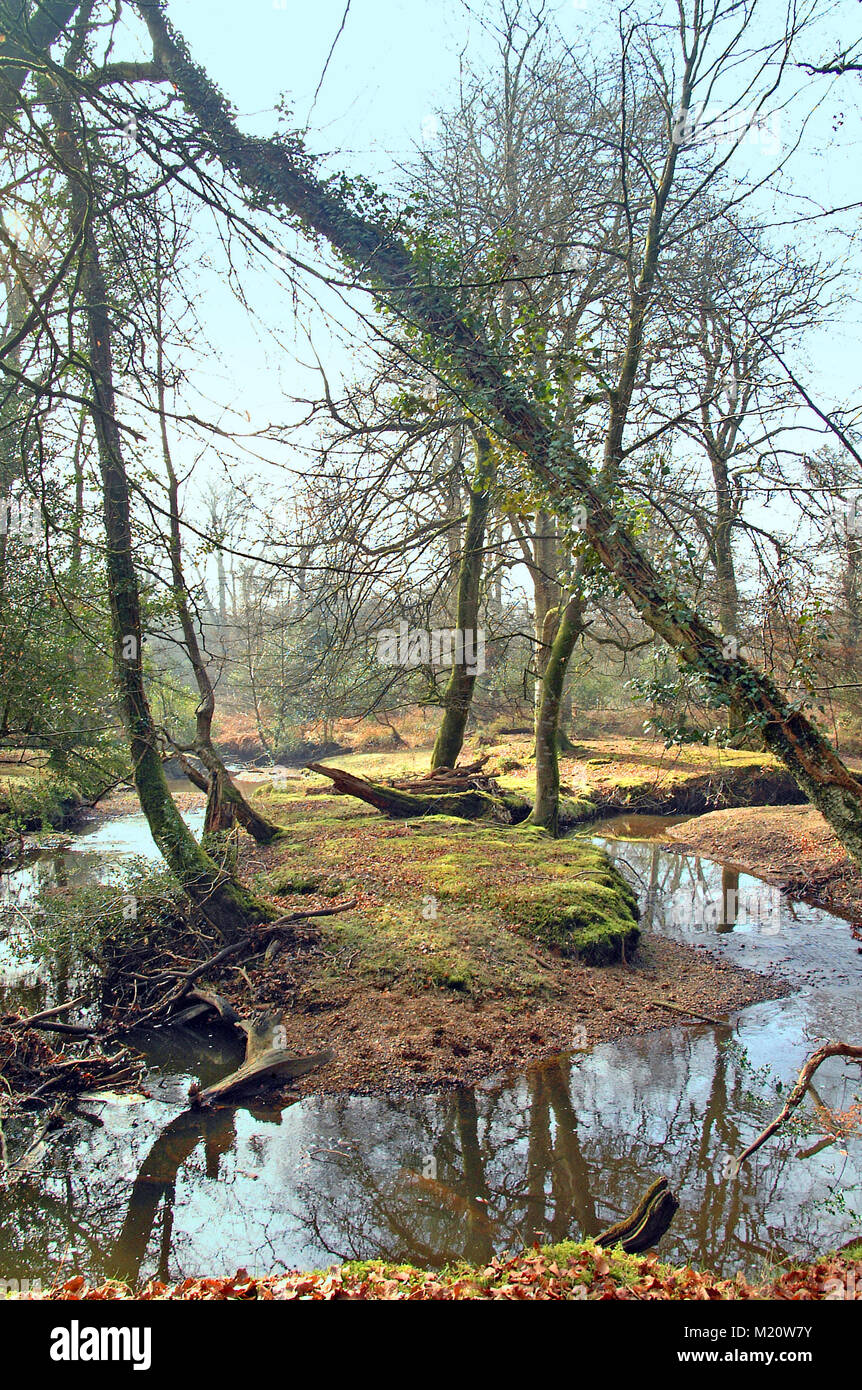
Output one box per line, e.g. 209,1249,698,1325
14,1242,862,1300
7,734,835,1099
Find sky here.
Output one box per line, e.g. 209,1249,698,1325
108,0,862,557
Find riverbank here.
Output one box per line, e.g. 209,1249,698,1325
0,759,82,850
297,734,811,825
665,805,862,922
13,1242,862,1300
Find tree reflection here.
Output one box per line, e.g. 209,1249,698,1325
2,1022,859,1287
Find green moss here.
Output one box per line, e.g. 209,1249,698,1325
498,851,640,964
266,867,328,894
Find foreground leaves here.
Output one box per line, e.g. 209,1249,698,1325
15,1248,862,1301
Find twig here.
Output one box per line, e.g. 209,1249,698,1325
648,997,727,1026
735,1040,862,1171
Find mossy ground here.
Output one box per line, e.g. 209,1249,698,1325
248,792,639,989
293,734,806,828
179,755,785,1095
42,735,786,1095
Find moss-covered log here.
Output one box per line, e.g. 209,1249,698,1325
595,1177,679,1254
306,762,530,823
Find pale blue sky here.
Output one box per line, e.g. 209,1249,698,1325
129,0,862,548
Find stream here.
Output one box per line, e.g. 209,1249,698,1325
0,803,860,1287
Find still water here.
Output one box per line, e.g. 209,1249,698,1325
0,808,860,1285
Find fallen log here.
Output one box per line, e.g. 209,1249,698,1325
190,1012,332,1106
647,998,728,1027
594,1176,679,1254
306,762,529,823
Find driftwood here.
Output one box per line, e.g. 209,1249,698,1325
388,755,491,790
191,1011,332,1106
109,901,356,1037
5,995,94,1036
594,1176,679,1254
306,761,529,823
734,1040,862,1171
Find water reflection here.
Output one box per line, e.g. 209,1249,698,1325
1,1011,859,1287
2,813,860,1288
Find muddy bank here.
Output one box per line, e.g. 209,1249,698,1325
558,761,807,827
209,934,784,1099
1,783,792,1106
665,805,862,922
207,799,788,1099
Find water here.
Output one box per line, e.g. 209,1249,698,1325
0,808,860,1286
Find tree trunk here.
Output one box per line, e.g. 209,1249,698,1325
531,512,562,723
709,448,748,742
61,118,273,940
529,593,586,834
307,761,528,822
431,433,494,769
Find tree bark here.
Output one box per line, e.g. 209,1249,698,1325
431,433,494,769
60,117,274,940
529,593,586,834
709,446,749,742
307,761,528,822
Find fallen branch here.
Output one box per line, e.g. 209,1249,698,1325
734,1040,862,1171
6,995,90,1031
306,762,528,823
647,998,728,1027
191,1011,332,1106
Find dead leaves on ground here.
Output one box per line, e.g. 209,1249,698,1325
18,1249,862,1301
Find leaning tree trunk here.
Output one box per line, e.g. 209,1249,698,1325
64,132,273,941
529,593,586,834
130,6,862,869
154,273,284,845
431,433,494,769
